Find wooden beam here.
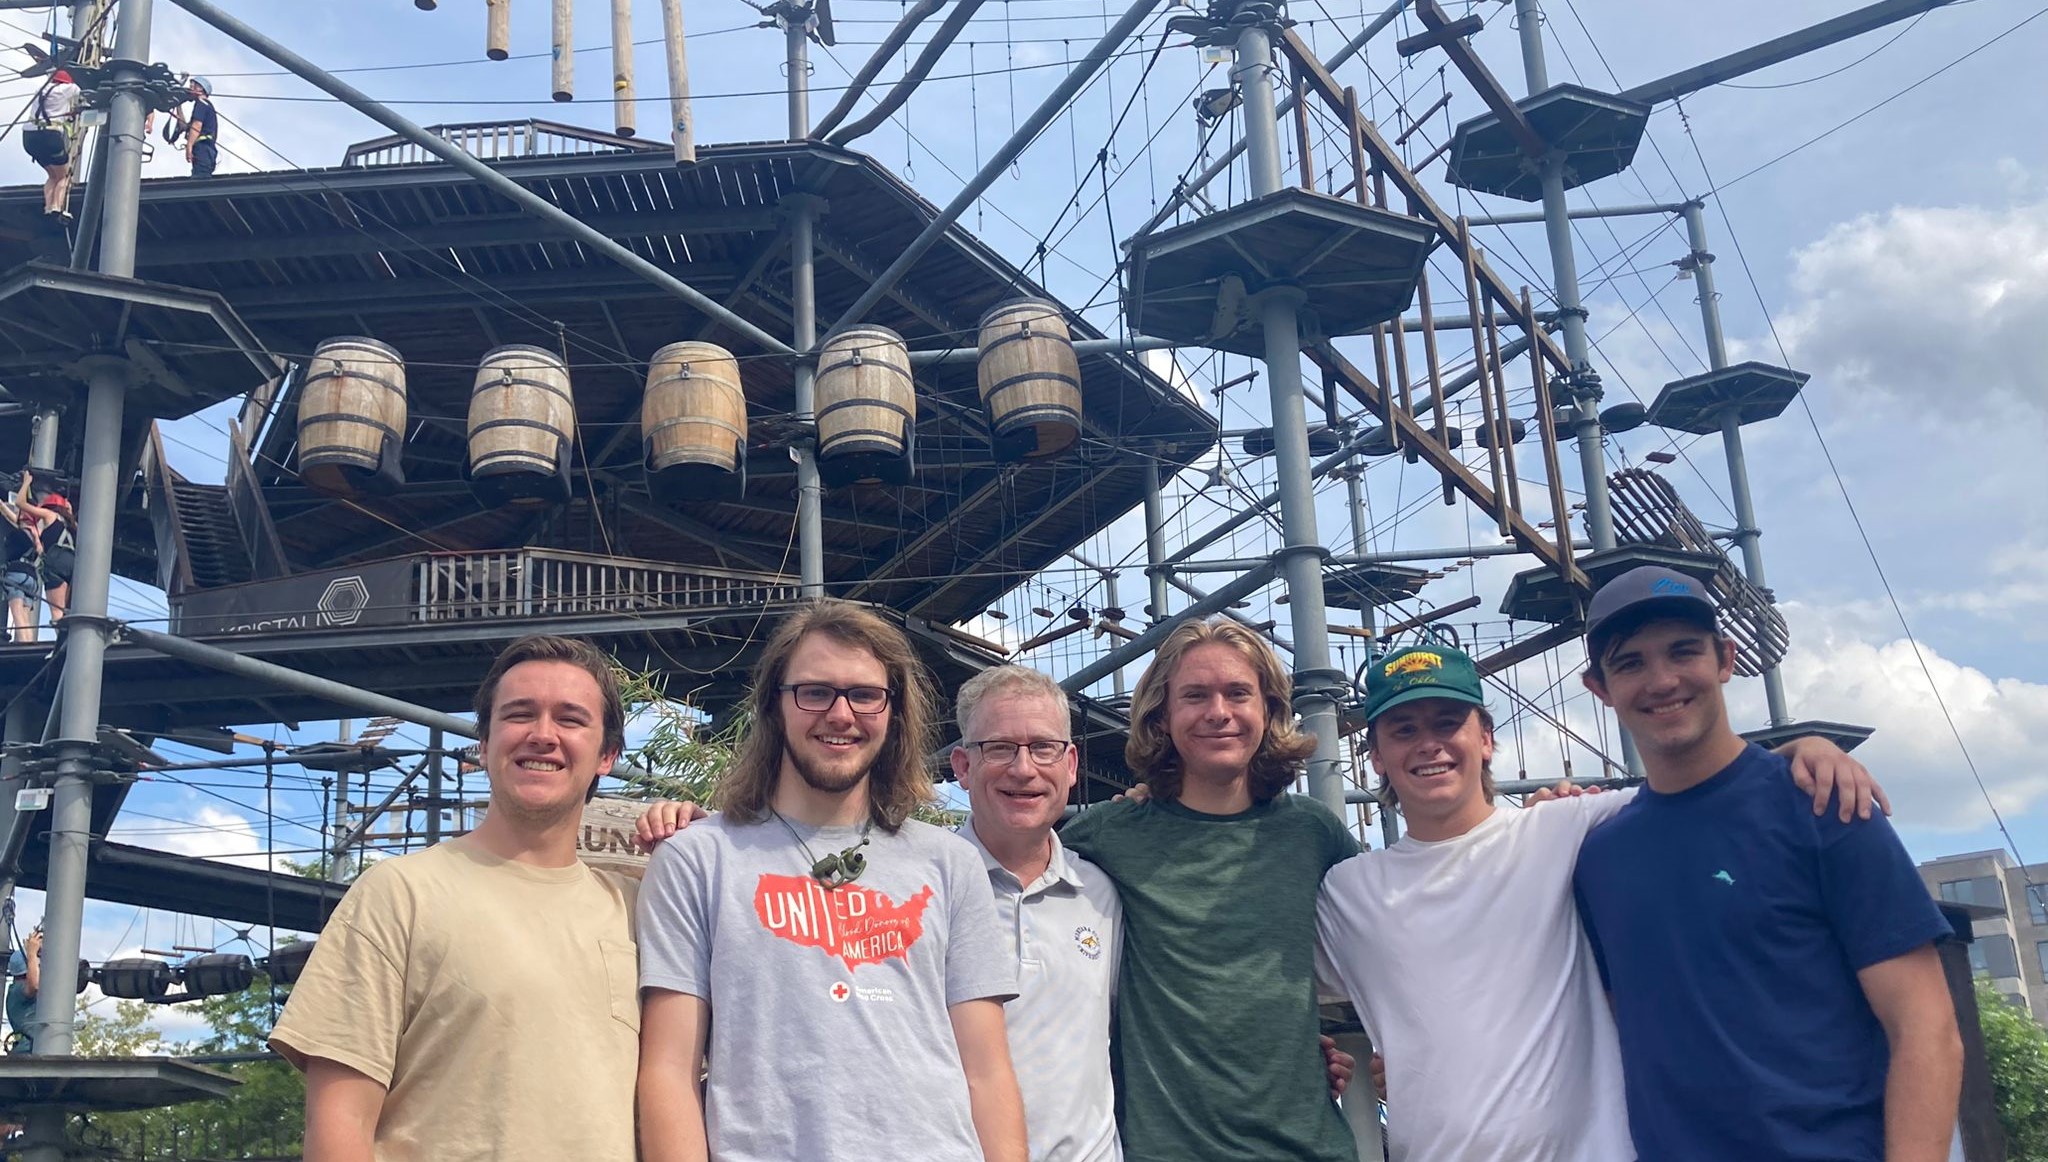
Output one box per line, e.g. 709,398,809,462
1412,0,1547,158
1277,27,1572,376
1308,340,1586,590
1476,620,1582,677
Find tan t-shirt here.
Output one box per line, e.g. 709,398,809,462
269,836,640,1162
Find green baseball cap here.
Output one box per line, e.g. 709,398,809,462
1364,645,1486,723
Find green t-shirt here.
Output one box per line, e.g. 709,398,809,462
1061,791,1363,1162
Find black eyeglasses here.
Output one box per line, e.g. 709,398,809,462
965,739,1073,765
779,683,894,715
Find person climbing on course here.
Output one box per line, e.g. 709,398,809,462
184,76,217,178
22,69,81,218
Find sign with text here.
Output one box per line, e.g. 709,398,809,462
172,559,414,637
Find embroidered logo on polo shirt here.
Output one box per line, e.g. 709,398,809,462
755,874,936,971
1713,870,1735,886
1074,925,1103,959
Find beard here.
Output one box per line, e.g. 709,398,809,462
788,744,872,795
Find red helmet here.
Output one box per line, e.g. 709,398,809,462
43,493,70,511
51,70,72,84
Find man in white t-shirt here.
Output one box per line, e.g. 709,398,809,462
1315,644,1883,1162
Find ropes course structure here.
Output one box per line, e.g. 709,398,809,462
0,0,2029,1153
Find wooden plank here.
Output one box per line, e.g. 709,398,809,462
1277,27,1572,376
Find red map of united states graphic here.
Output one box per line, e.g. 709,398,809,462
753,874,936,971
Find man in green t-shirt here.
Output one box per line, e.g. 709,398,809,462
1061,618,1359,1162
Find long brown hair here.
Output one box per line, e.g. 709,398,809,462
1124,618,1315,804
717,600,940,831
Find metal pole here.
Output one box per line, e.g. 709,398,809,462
1339,465,1400,846
27,408,59,472
1682,202,1790,725
828,0,1164,334
426,728,445,845
1142,460,1171,621
784,6,809,139
1513,0,1636,775
1237,16,1344,821
163,0,784,354
1126,0,1411,243
67,130,109,270
1463,202,1685,227
785,14,825,599
24,13,150,1147
610,0,636,136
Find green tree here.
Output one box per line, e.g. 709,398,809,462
1979,981,2048,1161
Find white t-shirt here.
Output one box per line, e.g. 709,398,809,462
1316,791,1637,1162
36,82,78,125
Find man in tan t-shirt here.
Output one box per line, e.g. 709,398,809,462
269,635,640,1162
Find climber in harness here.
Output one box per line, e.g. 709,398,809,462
183,75,217,178
22,69,80,218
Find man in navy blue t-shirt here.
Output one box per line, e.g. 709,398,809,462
1572,566,1960,1162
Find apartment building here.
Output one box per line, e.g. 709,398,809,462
1917,848,2048,1024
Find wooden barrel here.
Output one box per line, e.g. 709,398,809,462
643,340,747,503
468,344,575,505
297,336,407,495
976,299,1081,459
815,325,915,487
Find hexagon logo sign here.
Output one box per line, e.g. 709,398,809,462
317,575,372,628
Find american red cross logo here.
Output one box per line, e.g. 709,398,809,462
828,981,851,1003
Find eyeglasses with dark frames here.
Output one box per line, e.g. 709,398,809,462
779,683,895,715
964,739,1074,765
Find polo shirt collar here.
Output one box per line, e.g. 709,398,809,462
958,814,1086,895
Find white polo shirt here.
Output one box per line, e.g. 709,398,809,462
959,817,1123,1162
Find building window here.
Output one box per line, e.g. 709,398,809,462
1938,876,2006,911
1942,879,1975,905
2028,884,2048,927
1970,943,1989,976
2038,941,2048,985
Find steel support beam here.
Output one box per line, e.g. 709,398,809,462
1620,0,1962,106
1465,202,1686,227
828,0,1165,335
1682,202,1790,726
161,0,794,356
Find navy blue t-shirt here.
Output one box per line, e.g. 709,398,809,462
1573,743,1950,1161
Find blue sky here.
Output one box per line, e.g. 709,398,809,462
3,0,2046,1024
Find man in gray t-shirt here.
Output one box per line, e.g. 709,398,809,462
640,815,1015,1159
636,600,1026,1162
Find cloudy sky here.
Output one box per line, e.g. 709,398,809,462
2,0,2045,1017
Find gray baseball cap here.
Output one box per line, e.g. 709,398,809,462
1584,566,1717,655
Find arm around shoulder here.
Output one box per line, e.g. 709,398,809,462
949,997,1028,1162
638,989,712,1162
302,1056,386,1162
1858,944,1961,1162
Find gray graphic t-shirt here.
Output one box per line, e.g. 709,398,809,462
638,814,1017,1161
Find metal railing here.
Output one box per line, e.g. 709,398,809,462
414,549,802,623
342,119,664,167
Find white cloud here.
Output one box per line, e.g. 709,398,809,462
1777,199,2048,423
1775,601,2048,832
108,804,285,872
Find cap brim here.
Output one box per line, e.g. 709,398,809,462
1367,685,1487,723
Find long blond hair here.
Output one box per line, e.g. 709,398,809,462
1124,618,1314,803
716,600,940,831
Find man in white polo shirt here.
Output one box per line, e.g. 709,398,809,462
949,665,1122,1162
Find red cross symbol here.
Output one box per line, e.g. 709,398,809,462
828,981,851,1003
